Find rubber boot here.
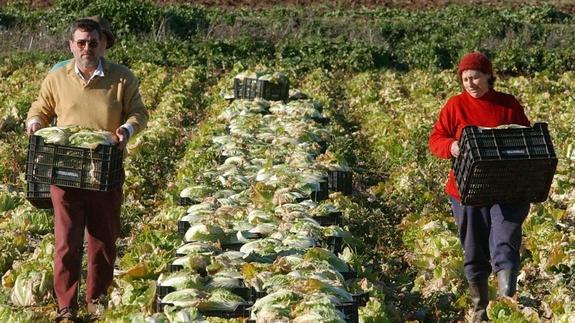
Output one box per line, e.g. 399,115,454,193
497,268,518,298
469,280,489,322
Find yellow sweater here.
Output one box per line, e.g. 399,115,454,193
27,59,148,135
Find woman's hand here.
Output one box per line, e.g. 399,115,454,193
450,141,460,158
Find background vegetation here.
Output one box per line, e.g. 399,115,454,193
2,0,575,74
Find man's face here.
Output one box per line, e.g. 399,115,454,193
69,29,103,70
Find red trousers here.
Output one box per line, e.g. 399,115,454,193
51,184,122,310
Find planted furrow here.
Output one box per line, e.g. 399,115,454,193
123,66,208,206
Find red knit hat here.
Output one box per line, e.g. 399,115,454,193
457,52,493,76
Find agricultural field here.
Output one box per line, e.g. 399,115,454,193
1,1,575,322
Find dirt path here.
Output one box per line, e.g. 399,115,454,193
6,0,575,12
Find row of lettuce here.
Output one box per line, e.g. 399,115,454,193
2,2,575,74
153,87,364,320
0,60,53,322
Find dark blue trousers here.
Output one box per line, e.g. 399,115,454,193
449,197,530,282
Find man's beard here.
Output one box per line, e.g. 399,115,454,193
79,55,98,69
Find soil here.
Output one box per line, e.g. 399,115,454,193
3,0,575,12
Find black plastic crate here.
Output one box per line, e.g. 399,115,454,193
340,268,357,281
230,286,252,302
318,140,329,154
312,211,343,226
249,288,268,302
178,196,199,206
352,291,370,307
156,285,176,300
310,179,329,202
217,154,229,165
25,135,123,191
312,116,330,125
156,298,251,318
454,123,557,206
156,284,250,304
328,170,353,195
247,289,362,321
168,264,208,278
26,181,52,209
233,78,289,101
258,78,289,101
155,296,167,312
169,264,183,273
178,220,191,240
337,302,359,323
200,303,252,318
233,78,258,100
218,241,244,251
321,236,344,255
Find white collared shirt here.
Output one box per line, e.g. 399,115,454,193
74,59,104,83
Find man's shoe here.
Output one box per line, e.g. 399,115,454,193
56,307,77,322
86,296,107,318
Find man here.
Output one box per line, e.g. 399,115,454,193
26,18,148,322
50,16,115,72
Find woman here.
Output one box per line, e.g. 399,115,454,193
428,52,531,322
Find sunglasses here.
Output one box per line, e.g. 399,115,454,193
74,39,99,49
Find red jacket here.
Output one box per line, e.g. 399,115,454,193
428,89,530,200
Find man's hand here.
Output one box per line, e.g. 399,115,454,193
27,122,43,135
115,126,130,150
450,141,460,158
